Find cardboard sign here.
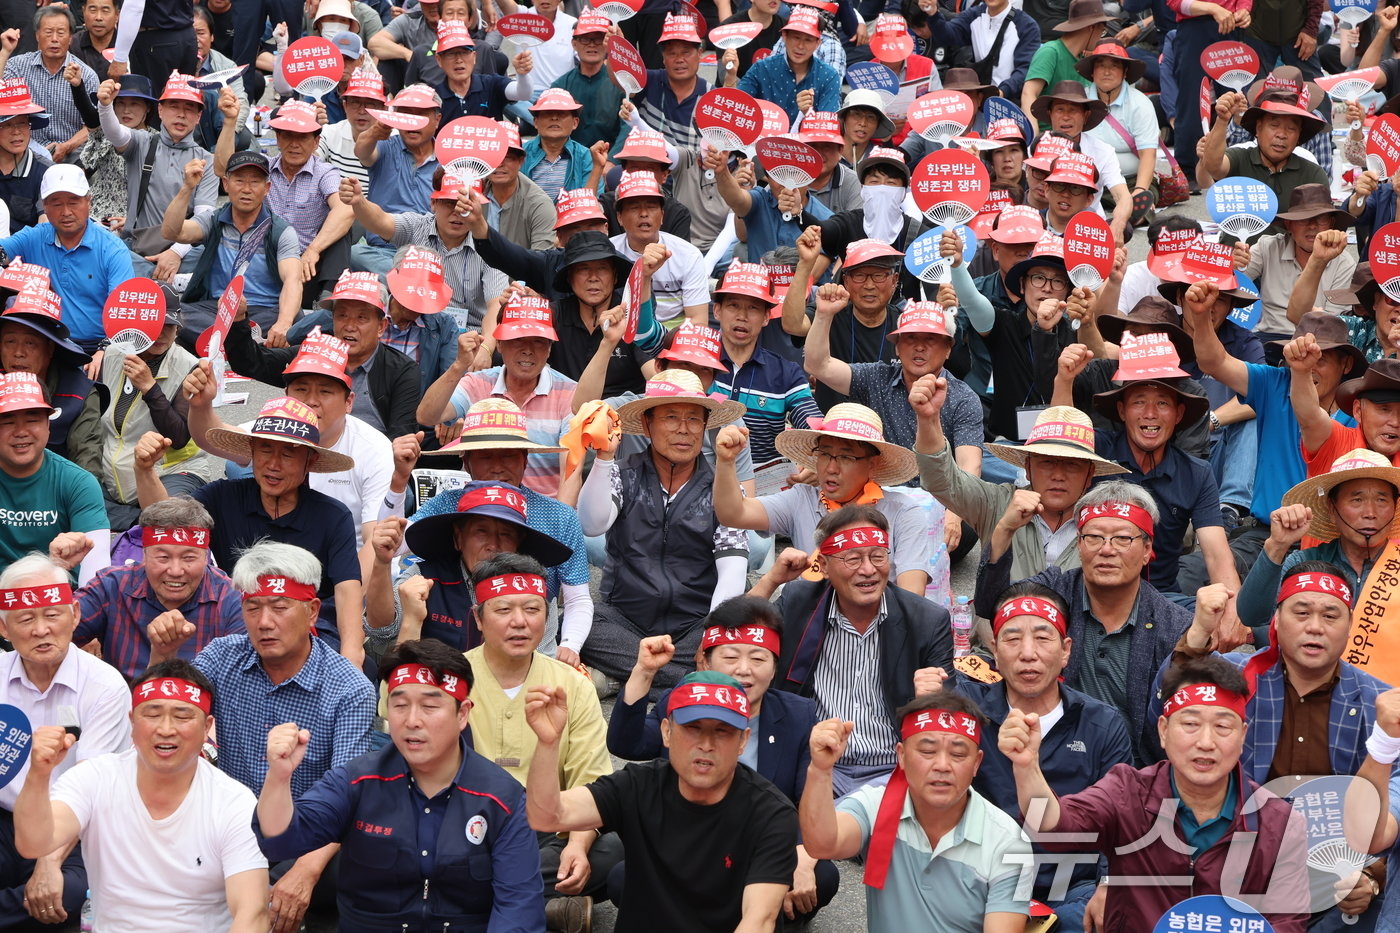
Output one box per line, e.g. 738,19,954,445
1227,271,1263,330
694,88,762,151
1202,41,1261,91
1333,0,1377,27
1181,240,1238,289
1368,113,1400,178
910,149,989,226
196,274,243,359
904,225,976,284
983,96,1033,145
0,706,31,791
189,64,247,91
1206,176,1278,241
1371,222,1400,300
607,35,648,94
906,89,975,143
1349,538,1400,679
279,36,342,98
368,108,429,132
497,12,555,45
1063,211,1115,290
709,20,763,49
755,136,823,189
845,60,900,104
103,277,166,353
1200,76,1214,135
624,257,645,343
434,116,510,182
595,0,643,21
1152,897,1274,933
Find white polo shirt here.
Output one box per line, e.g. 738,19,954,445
610,231,710,323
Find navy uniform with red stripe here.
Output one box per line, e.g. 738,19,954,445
255,736,544,932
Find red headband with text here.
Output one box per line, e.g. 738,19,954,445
993,596,1067,636
474,573,547,606
132,677,212,715
1161,683,1248,720
1077,502,1155,539
819,526,889,555
702,624,782,655
1277,571,1352,606
0,583,72,610
143,526,211,549
387,663,470,701
243,575,319,602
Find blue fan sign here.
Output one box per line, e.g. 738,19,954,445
905,225,978,281
1332,0,1376,26
0,705,33,790
1283,773,1370,913
1152,895,1275,933
844,61,899,100
983,96,1034,145
1207,177,1278,230
1227,272,1263,330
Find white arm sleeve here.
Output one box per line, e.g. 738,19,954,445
577,459,619,536
504,70,532,102
558,582,594,653
98,103,134,150
77,531,112,586
112,0,146,63
711,554,748,608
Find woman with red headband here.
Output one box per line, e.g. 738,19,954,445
1001,655,1311,933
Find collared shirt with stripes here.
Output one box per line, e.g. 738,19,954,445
389,211,507,330
268,154,341,249
812,594,898,770
3,53,98,146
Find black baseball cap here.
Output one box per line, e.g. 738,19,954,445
225,150,271,176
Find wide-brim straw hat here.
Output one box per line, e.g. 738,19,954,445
774,402,918,486
1281,448,1400,541
205,396,355,473
616,370,747,435
987,406,1129,476
424,398,566,456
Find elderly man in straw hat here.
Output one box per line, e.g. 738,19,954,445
374,398,593,667
714,402,931,595
911,374,1127,582
578,371,749,689
131,397,366,667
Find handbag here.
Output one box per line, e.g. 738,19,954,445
1102,109,1190,208
123,138,176,256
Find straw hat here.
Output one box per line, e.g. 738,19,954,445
204,397,355,473
987,407,1128,475
424,398,565,456
774,403,918,486
404,480,573,565
1281,448,1400,541
615,371,747,435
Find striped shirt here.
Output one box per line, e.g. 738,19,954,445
389,212,508,330
712,345,824,462
636,70,707,151
447,365,575,498
529,151,571,202
268,154,341,249
812,594,897,770
318,121,369,188
3,53,98,147
383,316,425,363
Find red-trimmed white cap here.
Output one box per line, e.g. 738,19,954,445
530,88,582,112
845,238,905,268
1044,152,1099,189
160,71,204,106
715,261,776,304
494,294,558,341
616,170,664,201
344,68,387,103
327,270,386,312
437,18,475,52
392,83,442,110
0,372,54,415
658,11,704,43
889,302,954,338
283,329,352,389
387,245,451,315
799,111,844,146
988,204,1045,243
782,5,823,37
659,321,725,370
554,188,606,228
617,128,672,165
268,100,321,133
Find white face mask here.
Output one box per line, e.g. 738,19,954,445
861,183,906,243
320,21,348,40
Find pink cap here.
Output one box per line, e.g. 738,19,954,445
1044,152,1098,189
1024,134,1075,173
574,9,613,34
0,79,45,117
616,128,672,165
616,170,664,202
987,204,1045,244
326,270,386,312
782,6,823,38
387,245,451,315
715,261,776,304
889,302,953,337
985,118,1028,146
530,88,582,112
554,188,606,228
283,330,352,389
392,83,442,110
0,372,54,415
493,294,558,341
845,238,905,268
659,321,725,370
658,11,704,43
431,175,479,201
499,119,523,152
268,100,321,133
160,72,204,106
799,112,844,146
437,18,475,52
344,68,388,104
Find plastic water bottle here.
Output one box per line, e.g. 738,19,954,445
79,890,94,932
951,596,973,658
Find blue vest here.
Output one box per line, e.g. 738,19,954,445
333,739,539,932
417,557,479,653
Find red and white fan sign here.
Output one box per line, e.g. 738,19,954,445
1200,77,1213,134
1371,222,1400,300
755,136,823,188
434,117,510,182
1202,41,1260,91
910,149,989,226
596,0,643,24
196,275,244,358
1064,211,1115,291
1367,113,1400,177
607,36,648,94
756,100,790,139
906,89,975,144
368,108,429,132
624,257,646,343
103,277,165,353
1317,66,1381,130
694,88,762,153
279,37,341,98
497,12,555,45
709,21,763,49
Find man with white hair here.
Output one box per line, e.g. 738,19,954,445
0,553,129,928
150,540,374,933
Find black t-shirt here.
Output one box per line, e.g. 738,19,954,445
718,10,786,77
589,759,798,933
805,301,900,411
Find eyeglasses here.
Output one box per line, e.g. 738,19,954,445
1077,533,1147,551
1028,273,1070,293
1048,181,1091,195
828,548,890,571
812,447,871,466
654,411,706,430
845,269,895,285
574,34,606,44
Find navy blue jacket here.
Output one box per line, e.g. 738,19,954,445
606,685,819,802
289,307,461,394
256,738,543,933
